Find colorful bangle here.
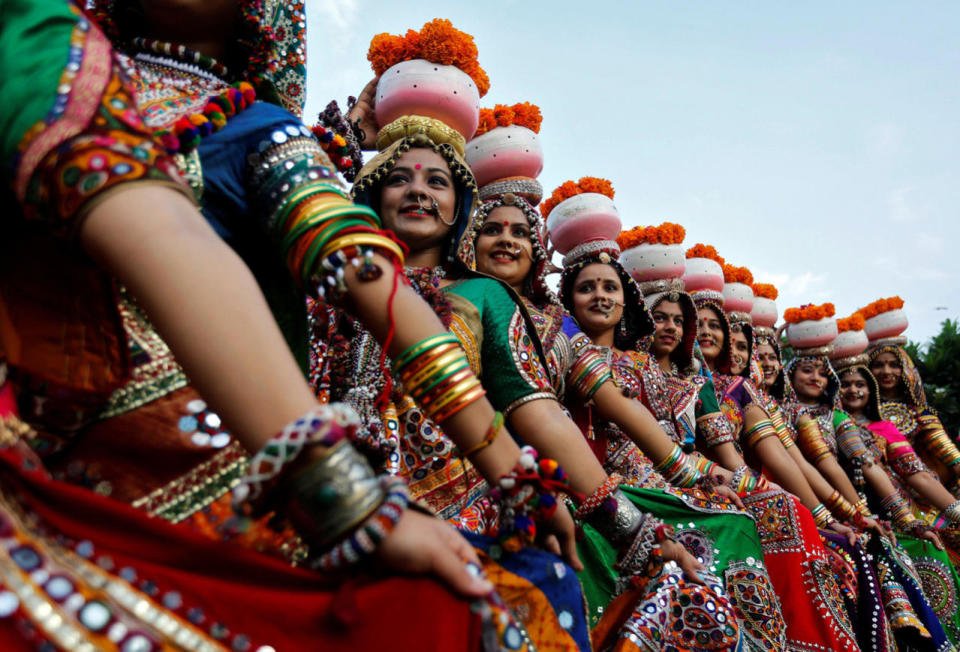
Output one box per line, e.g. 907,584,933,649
393,334,487,423
313,475,409,571
811,503,836,529
917,416,960,468
825,490,858,523
797,420,832,463
835,419,872,463
568,348,613,400
744,419,778,448
769,410,796,449
616,512,665,581
573,474,623,520
943,499,960,526
879,492,919,532
488,447,572,553
233,403,363,509
460,411,504,458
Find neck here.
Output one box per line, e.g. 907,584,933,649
846,406,865,419
879,388,900,401
590,328,615,349
657,353,672,373
406,246,444,270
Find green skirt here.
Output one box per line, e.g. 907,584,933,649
577,485,786,650
900,533,960,646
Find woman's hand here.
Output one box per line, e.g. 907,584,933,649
538,506,583,571
660,539,705,584
376,510,494,598
918,527,945,551
347,78,380,150
711,484,745,509
861,516,897,546
828,520,858,546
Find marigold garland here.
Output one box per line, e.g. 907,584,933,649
722,264,754,286
616,223,686,250
836,314,866,333
685,244,725,266
783,303,836,324
367,19,490,96
474,102,543,136
541,177,615,218
752,283,778,300
856,296,905,320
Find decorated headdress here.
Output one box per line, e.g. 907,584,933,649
468,102,544,202
858,296,925,407
683,244,733,373
90,0,307,115
751,283,779,339
783,302,840,409
617,224,697,373
351,116,478,262
368,19,488,141
754,327,787,401
549,179,653,348
829,313,869,372
722,264,755,326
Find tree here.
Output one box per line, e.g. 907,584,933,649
907,319,960,436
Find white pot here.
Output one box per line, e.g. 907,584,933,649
546,193,621,255
682,257,724,293
751,297,778,329
376,59,480,140
864,308,909,342
465,125,543,187
722,282,754,315
830,329,869,359
787,318,839,349
620,243,686,283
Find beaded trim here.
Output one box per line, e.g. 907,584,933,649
131,37,230,79
479,177,544,204
562,240,621,269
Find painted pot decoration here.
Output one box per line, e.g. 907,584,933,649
620,244,686,283
682,257,724,293
546,193,621,255
751,297,778,329
787,318,839,350
830,329,869,359
466,125,543,187
722,282,754,315
864,308,908,342
376,59,481,141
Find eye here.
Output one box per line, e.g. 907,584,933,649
429,175,449,186
512,227,530,239
480,223,501,236
385,172,409,185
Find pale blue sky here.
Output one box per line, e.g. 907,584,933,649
305,1,959,344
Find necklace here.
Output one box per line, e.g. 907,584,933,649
132,37,230,80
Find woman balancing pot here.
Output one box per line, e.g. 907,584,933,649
862,297,960,493
687,251,862,652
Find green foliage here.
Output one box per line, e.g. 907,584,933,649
908,319,960,436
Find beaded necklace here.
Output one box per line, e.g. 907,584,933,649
132,37,231,79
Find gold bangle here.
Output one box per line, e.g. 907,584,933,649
433,384,487,423
318,232,404,265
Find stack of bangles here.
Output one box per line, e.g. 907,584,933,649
797,420,832,463
943,499,960,526
743,418,778,448
834,420,873,467
394,333,486,423
880,492,930,535
825,490,872,527
568,347,613,400
769,410,796,449
810,503,838,530
654,445,702,488
730,465,769,494
231,404,409,571
917,414,960,468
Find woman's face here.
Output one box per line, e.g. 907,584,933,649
791,360,829,402
474,206,534,290
651,300,684,359
570,263,624,339
729,329,750,376
840,369,870,413
756,342,780,389
870,352,902,394
379,148,457,254
697,307,725,364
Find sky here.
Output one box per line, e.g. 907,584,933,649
304,1,960,345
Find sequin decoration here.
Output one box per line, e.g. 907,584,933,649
914,557,959,635
740,489,803,555
508,311,553,395
723,560,787,651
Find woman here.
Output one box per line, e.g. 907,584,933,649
839,362,960,646
869,342,960,492
783,352,952,649
0,1,533,648
467,194,784,650
316,114,739,650
693,293,864,652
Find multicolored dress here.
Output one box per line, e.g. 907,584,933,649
0,1,529,649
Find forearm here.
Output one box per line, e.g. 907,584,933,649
906,471,957,511
789,445,841,502
753,436,820,508
710,441,746,471
509,399,609,496
80,187,317,451
593,383,676,465
864,462,908,506
813,454,862,505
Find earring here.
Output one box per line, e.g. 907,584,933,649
618,315,627,337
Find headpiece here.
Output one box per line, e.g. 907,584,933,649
467,102,543,196
866,344,927,409
368,19,489,140
751,283,779,338
90,0,307,115
834,363,883,423
783,352,842,410
783,303,837,357
829,314,869,372
754,327,787,401
858,296,908,349
683,244,732,373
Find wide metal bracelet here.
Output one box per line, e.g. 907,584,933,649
585,488,644,547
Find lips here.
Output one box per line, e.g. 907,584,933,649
399,203,435,218
698,337,715,348
489,248,517,262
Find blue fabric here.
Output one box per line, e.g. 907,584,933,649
880,535,953,651
462,531,591,652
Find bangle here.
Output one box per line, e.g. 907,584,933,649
584,488,644,547
744,419,778,448
944,499,960,525
917,415,960,467
797,420,832,463
574,474,622,520
617,513,665,582
233,403,363,509
824,490,858,522
568,348,613,400
769,410,796,449
394,335,487,423
313,475,409,571
461,411,504,458
811,503,836,529
654,445,701,489
879,492,920,532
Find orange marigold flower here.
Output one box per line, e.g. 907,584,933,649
493,104,515,127
722,264,754,286
367,19,490,97
836,314,866,333
475,108,497,136
510,102,543,133
685,244,725,266
616,223,686,250
752,283,778,300
541,177,615,218
856,296,905,320
784,303,836,324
